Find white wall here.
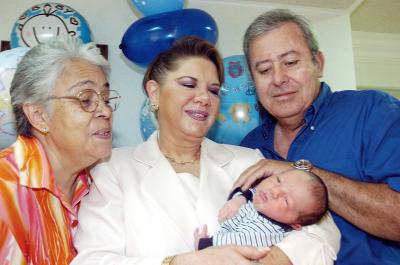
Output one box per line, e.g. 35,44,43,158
0,0,356,147
189,0,356,90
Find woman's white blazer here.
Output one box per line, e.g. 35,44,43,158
72,133,340,265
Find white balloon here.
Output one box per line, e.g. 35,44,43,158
0,47,30,149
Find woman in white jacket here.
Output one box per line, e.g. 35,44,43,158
72,36,340,265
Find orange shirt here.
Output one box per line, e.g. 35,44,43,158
0,136,90,265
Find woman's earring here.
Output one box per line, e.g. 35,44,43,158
42,127,49,134
150,103,159,113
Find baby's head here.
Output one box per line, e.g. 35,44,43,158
252,169,328,230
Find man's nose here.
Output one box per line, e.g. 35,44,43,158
272,65,289,86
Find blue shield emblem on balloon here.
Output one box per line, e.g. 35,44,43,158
207,55,261,145
228,61,243,78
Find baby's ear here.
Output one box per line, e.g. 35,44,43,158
290,223,302,230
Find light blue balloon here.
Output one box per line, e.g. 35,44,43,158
11,2,91,48
139,98,158,140
207,55,261,145
132,0,184,16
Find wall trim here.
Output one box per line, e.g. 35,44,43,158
352,31,400,64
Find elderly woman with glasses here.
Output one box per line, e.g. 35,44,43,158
0,36,120,265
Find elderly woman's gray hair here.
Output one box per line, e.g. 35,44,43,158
10,36,110,137
243,9,320,68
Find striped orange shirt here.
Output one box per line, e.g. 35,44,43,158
0,136,90,265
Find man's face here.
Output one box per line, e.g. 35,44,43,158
249,22,324,122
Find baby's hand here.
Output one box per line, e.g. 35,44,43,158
194,224,209,250
218,196,246,223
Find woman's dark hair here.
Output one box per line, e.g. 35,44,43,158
142,36,224,94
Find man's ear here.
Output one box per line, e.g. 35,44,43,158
290,223,302,230
315,51,325,78
22,103,49,133
145,80,160,106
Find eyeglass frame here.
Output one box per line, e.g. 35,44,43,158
47,89,121,113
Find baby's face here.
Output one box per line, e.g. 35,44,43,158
253,169,315,225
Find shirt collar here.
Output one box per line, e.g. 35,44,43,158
16,135,56,190
310,82,332,114
15,136,90,210
261,113,276,145
71,171,91,208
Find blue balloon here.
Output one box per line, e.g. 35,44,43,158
120,9,218,68
132,0,184,16
11,2,91,48
207,55,261,145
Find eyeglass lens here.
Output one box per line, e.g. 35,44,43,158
78,90,120,112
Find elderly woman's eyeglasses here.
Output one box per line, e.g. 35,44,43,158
47,89,121,113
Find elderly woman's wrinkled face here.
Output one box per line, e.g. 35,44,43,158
156,57,221,140
46,59,112,165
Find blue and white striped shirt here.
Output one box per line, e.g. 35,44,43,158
212,201,290,247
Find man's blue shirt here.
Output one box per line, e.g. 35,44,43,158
241,82,400,265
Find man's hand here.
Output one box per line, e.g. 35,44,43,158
233,159,292,190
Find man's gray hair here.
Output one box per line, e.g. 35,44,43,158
243,9,320,68
10,36,110,137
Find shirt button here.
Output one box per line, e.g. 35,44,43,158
310,126,315,131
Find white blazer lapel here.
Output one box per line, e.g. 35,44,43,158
196,139,236,234
135,133,199,248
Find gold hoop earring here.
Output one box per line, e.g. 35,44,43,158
150,103,159,113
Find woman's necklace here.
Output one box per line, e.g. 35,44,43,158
158,134,201,165
163,154,199,165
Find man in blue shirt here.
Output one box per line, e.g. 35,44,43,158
236,9,400,265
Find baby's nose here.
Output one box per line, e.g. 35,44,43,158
270,186,284,198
